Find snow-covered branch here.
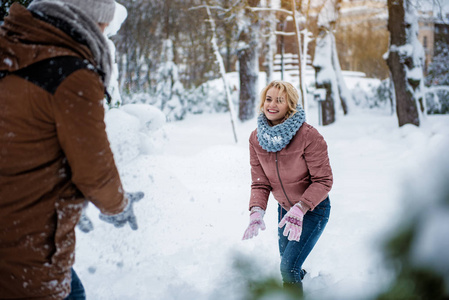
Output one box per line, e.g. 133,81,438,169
274,30,295,36
202,3,238,143
249,7,292,16
189,5,226,12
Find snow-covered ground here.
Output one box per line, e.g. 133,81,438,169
75,103,449,299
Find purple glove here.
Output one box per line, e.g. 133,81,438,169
278,204,305,242
242,207,266,240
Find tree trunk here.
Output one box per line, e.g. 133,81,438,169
321,83,336,126
314,29,337,126
330,32,349,115
386,0,420,127
264,0,276,85
238,0,259,122
238,46,259,121
290,0,305,108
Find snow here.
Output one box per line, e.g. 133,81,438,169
104,2,128,107
104,2,127,38
3,57,12,67
104,104,166,165
69,2,449,298
74,97,449,299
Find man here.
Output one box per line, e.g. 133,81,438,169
0,0,140,298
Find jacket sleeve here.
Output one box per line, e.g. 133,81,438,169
249,132,271,211
52,69,127,215
299,126,333,209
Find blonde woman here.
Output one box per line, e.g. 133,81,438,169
243,80,333,295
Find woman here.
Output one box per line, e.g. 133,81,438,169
242,80,333,295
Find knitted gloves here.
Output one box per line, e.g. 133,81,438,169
278,202,308,242
242,207,266,240
99,191,144,230
77,207,94,233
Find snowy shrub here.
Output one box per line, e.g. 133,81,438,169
426,41,449,87
371,79,391,108
158,79,187,122
231,254,299,300
120,79,233,120
121,92,153,105
188,80,232,114
424,41,449,115
105,104,166,166
377,142,449,299
350,83,370,107
183,85,210,115
425,88,449,115
349,79,388,109
123,40,237,121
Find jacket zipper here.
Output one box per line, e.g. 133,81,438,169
276,152,294,207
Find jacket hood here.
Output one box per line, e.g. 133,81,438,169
0,3,94,72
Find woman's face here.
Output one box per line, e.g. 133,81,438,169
263,87,289,125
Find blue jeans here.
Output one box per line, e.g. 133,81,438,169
278,197,331,284
64,268,86,300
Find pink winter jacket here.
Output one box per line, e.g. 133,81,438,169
249,122,333,211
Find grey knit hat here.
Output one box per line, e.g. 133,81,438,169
49,0,116,23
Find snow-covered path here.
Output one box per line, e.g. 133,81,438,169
75,109,449,299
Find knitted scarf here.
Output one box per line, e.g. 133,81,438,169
28,0,112,86
257,107,306,152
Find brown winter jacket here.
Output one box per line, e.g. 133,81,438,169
249,122,333,211
0,4,126,299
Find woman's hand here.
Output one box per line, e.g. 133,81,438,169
242,207,266,240
278,204,305,242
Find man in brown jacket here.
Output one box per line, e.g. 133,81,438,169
0,0,142,298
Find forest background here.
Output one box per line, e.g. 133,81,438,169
2,0,449,125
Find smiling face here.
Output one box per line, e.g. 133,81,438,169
263,87,289,125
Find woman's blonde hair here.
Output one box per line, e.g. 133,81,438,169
259,80,300,116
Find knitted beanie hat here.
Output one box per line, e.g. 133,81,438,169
32,0,116,24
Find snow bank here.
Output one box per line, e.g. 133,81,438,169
105,104,166,166
76,101,449,299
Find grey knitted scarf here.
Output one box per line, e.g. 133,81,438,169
257,107,306,152
28,0,112,86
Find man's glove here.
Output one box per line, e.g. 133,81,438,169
242,207,266,240
278,203,306,242
99,191,144,230
77,209,94,233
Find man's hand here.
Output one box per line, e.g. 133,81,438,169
99,191,144,230
77,208,94,233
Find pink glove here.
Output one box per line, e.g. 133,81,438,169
242,207,266,240
278,204,305,242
